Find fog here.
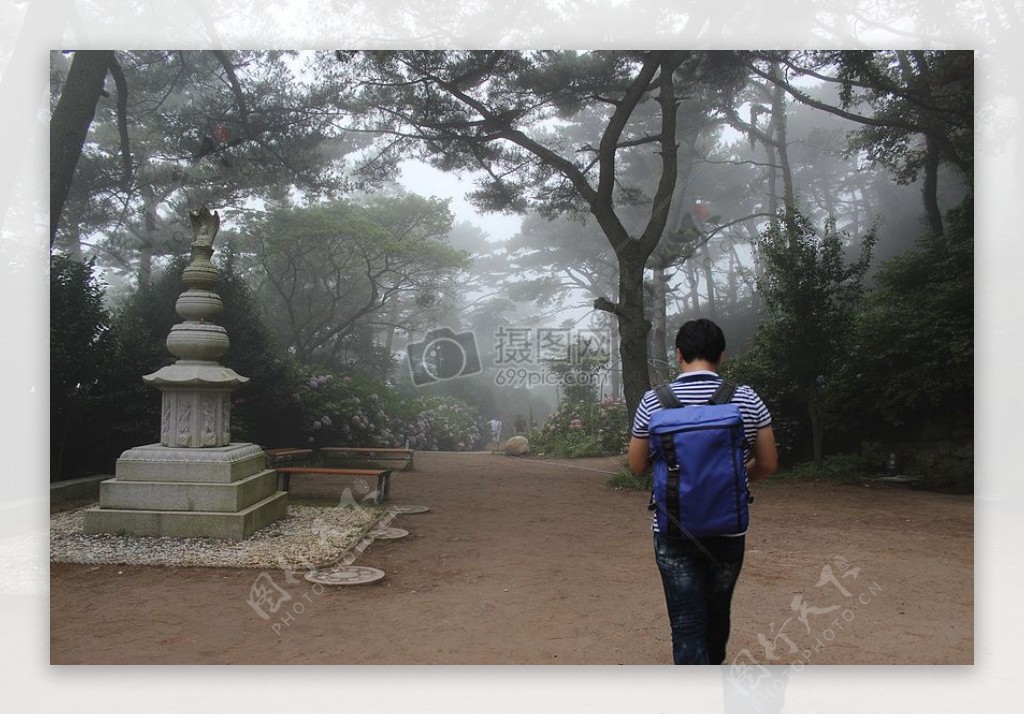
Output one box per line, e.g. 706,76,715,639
50,49,972,457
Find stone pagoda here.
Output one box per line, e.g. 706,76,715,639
83,206,287,540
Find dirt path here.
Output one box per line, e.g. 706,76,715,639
50,451,972,665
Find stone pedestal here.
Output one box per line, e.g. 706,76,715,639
83,444,287,540
82,206,287,540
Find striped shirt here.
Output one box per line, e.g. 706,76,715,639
631,370,772,535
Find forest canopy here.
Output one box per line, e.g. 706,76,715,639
50,50,972,487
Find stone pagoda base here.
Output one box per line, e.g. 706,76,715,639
83,443,288,540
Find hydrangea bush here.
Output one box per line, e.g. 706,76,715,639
408,395,484,451
295,366,483,450
530,396,630,458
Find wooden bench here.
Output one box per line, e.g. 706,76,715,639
320,447,414,471
275,467,394,503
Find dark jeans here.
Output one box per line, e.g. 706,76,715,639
653,531,746,665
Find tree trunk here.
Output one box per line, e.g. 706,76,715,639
685,260,701,314
615,253,653,418
137,190,158,289
383,297,400,357
770,64,797,215
700,242,718,318
746,223,763,315
609,317,621,400
725,245,739,313
922,136,944,237
50,50,113,246
650,266,669,383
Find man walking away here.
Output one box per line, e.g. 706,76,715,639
628,318,778,665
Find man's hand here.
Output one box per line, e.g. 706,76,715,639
746,425,779,482
627,436,651,476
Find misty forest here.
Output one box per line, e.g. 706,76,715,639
50,50,973,490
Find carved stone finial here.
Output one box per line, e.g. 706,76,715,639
189,205,220,248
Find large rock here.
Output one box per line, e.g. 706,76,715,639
504,435,530,456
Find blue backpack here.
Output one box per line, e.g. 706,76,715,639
647,378,750,538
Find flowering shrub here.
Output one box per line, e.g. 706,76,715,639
530,396,630,458
406,395,484,451
297,368,404,447
294,366,483,451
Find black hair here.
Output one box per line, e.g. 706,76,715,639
675,318,726,364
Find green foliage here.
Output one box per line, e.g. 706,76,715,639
214,250,308,446
530,397,629,458
239,195,468,367
898,443,973,494
830,50,973,183
296,367,407,448
837,194,973,439
731,210,875,461
50,256,115,406
50,255,121,480
295,367,484,451
56,50,363,270
542,334,610,404
755,211,876,380
410,396,484,451
730,195,972,486
775,452,882,483
773,443,971,494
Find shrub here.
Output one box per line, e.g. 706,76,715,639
530,397,629,458
50,255,122,480
408,395,484,451
775,453,878,484
295,367,483,451
296,367,406,448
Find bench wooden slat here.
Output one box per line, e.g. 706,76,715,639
320,447,412,454
320,448,412,459
319,447,414,469
265,448,314,457
274,466,394,503
276,467,390,476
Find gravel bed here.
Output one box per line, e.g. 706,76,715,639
50,504,387,569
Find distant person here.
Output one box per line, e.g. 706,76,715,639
489,418,503,446
515,414,527,435
628,318,778,665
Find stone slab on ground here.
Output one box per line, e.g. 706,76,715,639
82,491,288,540
50,475,110,505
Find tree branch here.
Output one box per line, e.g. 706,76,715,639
212,50,251,132
593,296,623,317
746,59,918,133
597,54,662,204
107,53,132,190
638,52,685,255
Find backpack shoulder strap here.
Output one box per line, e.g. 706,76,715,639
654,383,681,409
710,379,737,405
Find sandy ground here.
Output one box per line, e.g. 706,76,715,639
50,451,972,665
